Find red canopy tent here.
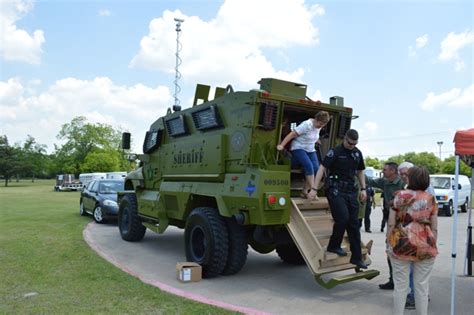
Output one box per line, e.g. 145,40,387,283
450,129,474,315
454,128,474,166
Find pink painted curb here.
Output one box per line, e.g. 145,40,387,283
83,222,271,315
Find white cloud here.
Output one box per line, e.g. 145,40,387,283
420,84,474,111
364,121,378,132
0,0,45,64
99,9,111,17
0,77,172,152
310,90,322,101
438,30,474,71
416,34,429,48
408,34,428,56
130,0,324,88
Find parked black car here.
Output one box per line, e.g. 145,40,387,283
79,179,124,223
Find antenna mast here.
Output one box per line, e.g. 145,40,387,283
173,18,184,111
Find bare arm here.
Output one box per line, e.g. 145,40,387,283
430,196,438,241
357,170,367,202
277,130,298,151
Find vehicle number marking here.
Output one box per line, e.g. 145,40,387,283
264,179,289,186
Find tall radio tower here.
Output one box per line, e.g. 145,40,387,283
173,18,184,112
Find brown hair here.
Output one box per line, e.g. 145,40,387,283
315,111,330,124
406,166,430,191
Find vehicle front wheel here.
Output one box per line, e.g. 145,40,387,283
445,200,453,217
185,207,229,278
79,200,87,216
118,194,146,241
461,197,469,213
93,205,106,224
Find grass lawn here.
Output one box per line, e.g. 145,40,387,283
0,180,235,314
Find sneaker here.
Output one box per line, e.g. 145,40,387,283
378,281,394,290
405,297,416,310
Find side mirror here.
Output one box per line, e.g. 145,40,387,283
122,132,131,150
458,184,462,189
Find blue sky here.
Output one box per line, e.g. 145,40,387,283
1,0,473,160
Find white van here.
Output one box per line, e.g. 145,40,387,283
79,172,107,188
430,174,471,216
106,172,127,180
365,166,382,179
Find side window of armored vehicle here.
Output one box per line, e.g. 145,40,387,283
143,129,163,153
191,105,223,131
165,115,188,137
258,101,278,130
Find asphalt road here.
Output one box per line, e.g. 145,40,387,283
83,207,474,315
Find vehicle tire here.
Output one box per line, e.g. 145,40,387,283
119,194,146,242
93,205,106,224
461,197,469,213
276,243,305,265
185,207,229,278
445,200,453,217
222,218,248,275
79,200,87,216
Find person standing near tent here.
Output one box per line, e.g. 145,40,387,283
388,166,438,315
398,161,437,310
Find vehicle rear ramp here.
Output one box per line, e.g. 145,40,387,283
287,197,379,289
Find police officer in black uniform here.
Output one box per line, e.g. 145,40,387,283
312,129,368,269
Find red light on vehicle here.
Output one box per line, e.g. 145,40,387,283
262,91,270,98
231,176,238,181
267,195,277,205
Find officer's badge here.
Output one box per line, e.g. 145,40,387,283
327,149,334,157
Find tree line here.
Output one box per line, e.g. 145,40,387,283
0,116,471,187
365,154,471,177
0,117,133,186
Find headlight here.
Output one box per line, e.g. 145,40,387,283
436,195,448,201
103,200,118,207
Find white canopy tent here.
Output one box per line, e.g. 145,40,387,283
451,129,474,315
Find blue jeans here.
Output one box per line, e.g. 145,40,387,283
291,149,319,176
408,265,415,299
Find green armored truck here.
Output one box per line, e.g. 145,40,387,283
119,78,379,288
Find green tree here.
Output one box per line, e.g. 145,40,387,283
364,156,382,169
80,150,122,173
20,135,48,181
402,152,440,174
440,155,471,176
0,135,22,186
55,116,126,175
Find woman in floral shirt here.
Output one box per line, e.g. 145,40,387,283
387,166,438,315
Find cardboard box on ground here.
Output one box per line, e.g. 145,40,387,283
176,262,202,282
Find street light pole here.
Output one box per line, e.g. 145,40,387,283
437,141,443,160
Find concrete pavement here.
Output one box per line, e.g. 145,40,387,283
83,207,473,314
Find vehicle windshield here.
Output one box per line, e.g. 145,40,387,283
430,177,451,189
99,181,123,194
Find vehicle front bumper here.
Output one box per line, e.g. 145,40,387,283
101,204,119,217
